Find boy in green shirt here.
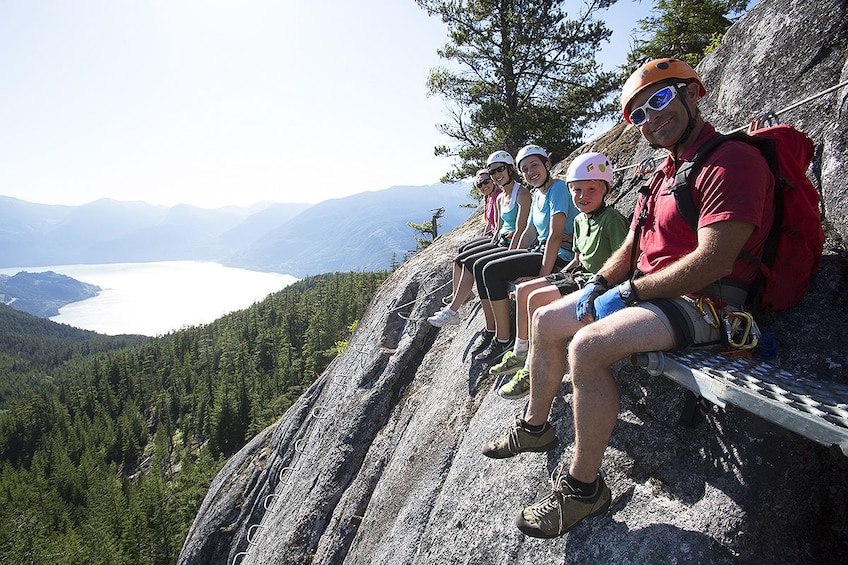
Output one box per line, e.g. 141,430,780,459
491,152,628,398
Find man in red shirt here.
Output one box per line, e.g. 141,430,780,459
482,58,774,538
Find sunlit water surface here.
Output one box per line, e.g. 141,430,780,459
0,261,297,336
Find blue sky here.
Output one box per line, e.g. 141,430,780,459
0,0,642,209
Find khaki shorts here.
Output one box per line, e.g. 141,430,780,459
636,297,723,351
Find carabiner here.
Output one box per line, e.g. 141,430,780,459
722,311,760,350
695,296,721,329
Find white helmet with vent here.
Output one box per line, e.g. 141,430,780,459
486,150,515,167
566,152,614,186
515,144,548,167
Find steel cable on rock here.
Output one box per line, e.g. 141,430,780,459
230,352,364,564
390,278,453,321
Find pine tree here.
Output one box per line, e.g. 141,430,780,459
417,0,620,180
0,271,390,562
625,0,752,68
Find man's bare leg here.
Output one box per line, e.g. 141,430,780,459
566,307,674,482
524,293,583,426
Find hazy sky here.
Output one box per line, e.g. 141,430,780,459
0,0,639,209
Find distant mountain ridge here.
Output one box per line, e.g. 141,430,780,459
223,184,475,276
0,184,474,276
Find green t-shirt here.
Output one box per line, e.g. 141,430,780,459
572,205,628,273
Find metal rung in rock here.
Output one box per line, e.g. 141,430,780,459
634,350,848,456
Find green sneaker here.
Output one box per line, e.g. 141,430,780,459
489,350,527,377
498,368,530,399
515,470,611,538
482,417,558,459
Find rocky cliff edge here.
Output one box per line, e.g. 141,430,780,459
179,1,848,563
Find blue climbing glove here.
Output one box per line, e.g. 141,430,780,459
594,280,639,321
593,286,627,320
576,275,608,321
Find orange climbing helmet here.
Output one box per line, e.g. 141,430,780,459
620,58,706,124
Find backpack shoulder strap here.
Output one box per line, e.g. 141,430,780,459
628,170,663,277
672,131,779,232
671,133,733,230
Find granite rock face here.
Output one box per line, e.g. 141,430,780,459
179,1,848,563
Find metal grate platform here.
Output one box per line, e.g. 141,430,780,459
636,349,848,456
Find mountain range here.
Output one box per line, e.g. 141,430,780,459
0,183,474,277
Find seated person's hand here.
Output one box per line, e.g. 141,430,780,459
576,275,608,322
593,286,627,320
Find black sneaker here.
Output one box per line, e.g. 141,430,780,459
471,330,495,354
475,338,512,364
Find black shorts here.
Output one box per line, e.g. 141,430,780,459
544,271,589,296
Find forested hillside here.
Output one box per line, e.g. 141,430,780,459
0,305,147,405
0,270,389,565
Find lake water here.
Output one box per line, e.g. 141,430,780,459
0,261,297,336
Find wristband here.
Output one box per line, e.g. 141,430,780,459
618,279,640,306
587,274,608,288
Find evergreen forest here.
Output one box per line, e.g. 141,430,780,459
0,270,390,564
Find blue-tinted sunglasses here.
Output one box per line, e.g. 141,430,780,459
629,83,686,126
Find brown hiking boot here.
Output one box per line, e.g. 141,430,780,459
482,417,558,459
515,470,611,538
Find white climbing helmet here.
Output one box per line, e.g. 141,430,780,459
486,150,515,167
566,152,614,186
515,144,549,168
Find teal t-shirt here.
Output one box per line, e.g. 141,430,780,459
498,184,523,236
531,179,580,261
572,205,629,273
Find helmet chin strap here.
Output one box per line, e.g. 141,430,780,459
535,167,552,189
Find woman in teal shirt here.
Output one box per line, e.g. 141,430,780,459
472,144,580,364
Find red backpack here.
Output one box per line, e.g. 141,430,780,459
672,123,825,312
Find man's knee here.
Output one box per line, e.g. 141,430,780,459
568,321,629,369
531,302,554,333
532,299,577,339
